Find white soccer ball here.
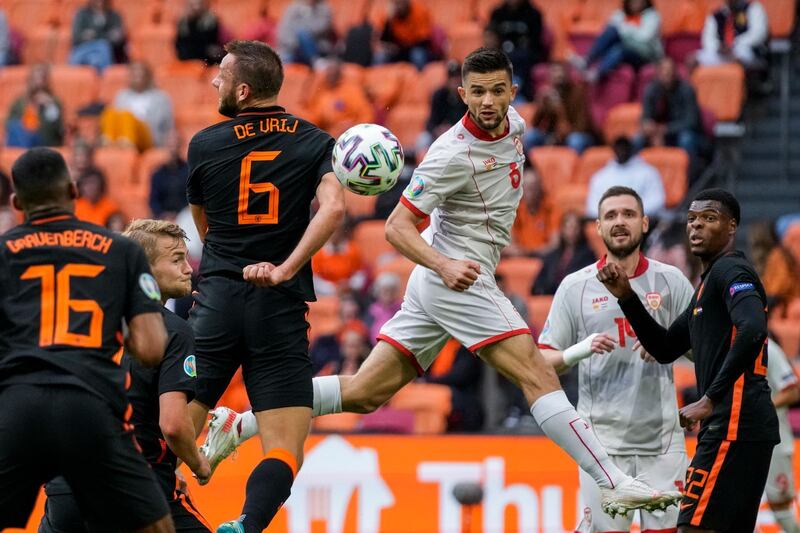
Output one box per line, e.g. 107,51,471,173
332,123,404,196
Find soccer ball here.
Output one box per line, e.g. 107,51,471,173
332,123,404,196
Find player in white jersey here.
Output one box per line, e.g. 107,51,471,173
763,335,800,533
200,48,680,515
538,186,694,531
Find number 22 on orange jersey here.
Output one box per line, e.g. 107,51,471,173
238,150,281,225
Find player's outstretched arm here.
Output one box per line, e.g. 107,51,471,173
159,391,211,484
127,312,167,367
385,202,481,292
540,333,616,374
244,173,345,287
598,262,690,363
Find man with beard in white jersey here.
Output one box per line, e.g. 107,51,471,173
537,186,694,531
200,48,681,516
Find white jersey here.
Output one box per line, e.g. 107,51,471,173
766,338,797,456
400,106,527,272
538,255,694,455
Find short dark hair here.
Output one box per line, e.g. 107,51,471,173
224,40,284,100
11,148,71,208
462,47,513,82
598,186,644,215
692,188,741,224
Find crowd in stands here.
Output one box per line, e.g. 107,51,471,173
0,0,798,434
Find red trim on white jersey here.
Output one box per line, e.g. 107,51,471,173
468,328,531,352
400,196,428,218
597,253,650,279
461,112,510,142
377,334,424,376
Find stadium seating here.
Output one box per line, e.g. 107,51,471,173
313,412,363,433
307,295,342,340
352,219,397,268
21,26,71,65
691,63,746,122
389,383,452,434
763,0,797,38
526,295,554,334
374,256,416,293
574,146,613,186
589,65,635,137
603,102,642,143
385,104,429,148
529,146,578,194
496,257,544,297
446,22,483,63
128,24,178,68
639,147,689,209
344,190,378,220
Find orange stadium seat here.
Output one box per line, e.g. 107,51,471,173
574,146,613,185
93,146,139,205
421,61,447,100
214,0,265,37
365,62,419,108
307,296,342,340
343,190,378,219
129,24,178,68
21,26,71,65
352,219,397,267
374,256,416,293
390,383,452,434
529,146,578,194
640,147,689,208
98,64,131,104
385,104,429,147
115,0,161,29
673,361,696,408
155,60,210,109
691,63,745,122
527,295,554,334
496,257,544,297
329,0,370,37
551,183,589,219
762,0,797,38
0,66,30,123
447,22,483,63
603,103,642,144
771,320,800,358
584,220,605,258
7,0,60,31
0,147,25,175
130,147,171,218
513,102,537,125
278,63,313,115
51,65,100,119
312,413,363,433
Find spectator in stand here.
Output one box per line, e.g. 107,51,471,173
311,293,369,375
74,168,122,227
5,64,64,148
0,171,15,234
646,218,701,284
532,211,597,296
277,0,334,66
378,0,434,70
696,0,768,70
149,131,188,219
242,6,277,46
748,220,800,314
69,0,126,71
0,9,9,67
175,0,224,64
367,272,403,342
486,0,545,100
507,165,557,256
305,58,374,139
416,60,467,153
337,328,370,375
585,136,665,218
69,139,100,178
105,62,174,149
574,0,663,82
311,216,366,295
636,57,704,158
524,62,595,154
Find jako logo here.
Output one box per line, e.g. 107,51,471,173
592,296,608,304
284,436,394,533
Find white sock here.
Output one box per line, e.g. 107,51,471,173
237,410,258,441
530,391,626,489
312,375,342,417
774,507,800,533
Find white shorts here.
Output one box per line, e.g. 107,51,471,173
578,452,688,532
765,451,796,504
378,265,530,374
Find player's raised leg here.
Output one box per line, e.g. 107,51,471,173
478,333,681,515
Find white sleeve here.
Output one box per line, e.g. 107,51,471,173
400,144,469,217
734,2,768,48
537,281,578,351
701,14,720,53
767,338,798,395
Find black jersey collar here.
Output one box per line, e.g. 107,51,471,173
237,106,286,116
28,209,75,225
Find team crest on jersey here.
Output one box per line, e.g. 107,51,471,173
646,292,662,310
592,296,609,311
138,273,161,301
406,175,425,198
483,156,497,170
513,136,524,156
184,355,197,378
